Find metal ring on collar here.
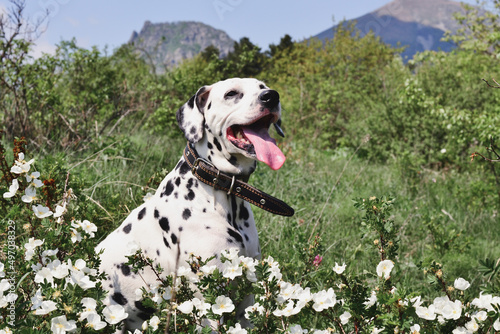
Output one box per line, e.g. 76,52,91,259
227,175,236,195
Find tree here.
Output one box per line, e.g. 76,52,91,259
0,0,49,138
444,0,500,56
224,37,267,77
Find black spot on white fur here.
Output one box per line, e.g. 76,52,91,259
123,223,132,234
213,137,222,151
121,264,131,276
163,236,170,249
159,217,169,232
112,292,128,306
161,180,174,198
182,208,191,220
227,228,244,246
138,207,146,220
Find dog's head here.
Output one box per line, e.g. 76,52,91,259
176,78,286,176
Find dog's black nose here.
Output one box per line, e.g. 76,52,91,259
259,90,280,110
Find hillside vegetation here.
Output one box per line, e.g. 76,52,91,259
1,1,500,333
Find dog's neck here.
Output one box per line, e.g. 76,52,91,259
193,134,257,178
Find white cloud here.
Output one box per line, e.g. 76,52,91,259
64,16,80,27
31,36,57,58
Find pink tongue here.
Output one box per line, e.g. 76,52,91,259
242,126,286,170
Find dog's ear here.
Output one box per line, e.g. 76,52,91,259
176,85,212,143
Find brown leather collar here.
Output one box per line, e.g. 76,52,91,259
183,144,294,217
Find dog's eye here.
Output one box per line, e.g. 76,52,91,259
224,90,240,99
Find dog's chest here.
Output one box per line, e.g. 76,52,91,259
145,164,260,261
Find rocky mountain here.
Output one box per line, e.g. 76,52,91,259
128,21,235,73
314,0,469,60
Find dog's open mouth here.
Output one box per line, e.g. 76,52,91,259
227,115,286,170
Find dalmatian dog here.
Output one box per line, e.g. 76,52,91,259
97,78,289,330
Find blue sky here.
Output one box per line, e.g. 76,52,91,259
0,0,478,57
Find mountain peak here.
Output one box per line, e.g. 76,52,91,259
129,21,235,73
315,0,469,60
374,0,464,31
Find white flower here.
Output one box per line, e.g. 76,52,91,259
34,300,58,315
11,153,34,174
465,319,479,332
227,323,247,334
364,291,377,308
125,241,140,256
415,305,436,320
371,327,385,334
162,287,172,301
265,256,282,281
312,288,336,312
221,248,240,261
294,286,312,303
69,271,96,290
340,311,351,324
440,300,462,320
41,248,58,258
273,300,300,317
288,325,308,334
411,295,423,308
70,228,82,243
277,282,298,303
452,327,468,334
177,300,194,314
32,204,53,218
31,288,43,310
51,315,77,334
494,318,500,331
473,310,487,322
440,148,447,154
240,256,258,282
454,277,470,291
53,204,66,218
212,296,235,315
471,293,495,311
3,179,19,198
245,302,265,320
22,186,38,203
34,267,54,286
26,171,43,188
25,237,44,250
79,297,98,321
333,262,346,274
192,297,211,317
200,264,217,275
149,315,160,330
85,313,107,330
143,192,154,201
48,260,69,279
376,259,394,280
80,220,97,237
25,237,44,261
222,259,243,279
410,324,421,334
0,279,11,293
103,304,128,324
